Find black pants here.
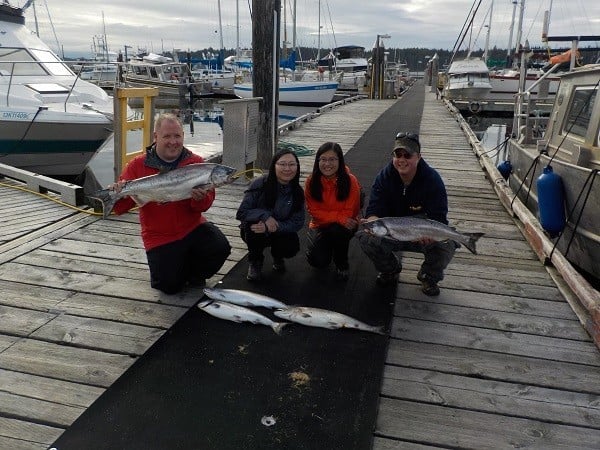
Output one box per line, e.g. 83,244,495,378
240,225,300,264
146,222,231,294
306,223,355,270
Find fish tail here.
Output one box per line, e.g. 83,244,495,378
272,322,289,335
463,232,485,254
89,188,118,219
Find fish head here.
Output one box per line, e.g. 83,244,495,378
197,299,216,309
360,219,389,237
210,164,237,186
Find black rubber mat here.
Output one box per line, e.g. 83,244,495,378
51,86,425,450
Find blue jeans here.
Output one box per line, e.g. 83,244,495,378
358,233,456,282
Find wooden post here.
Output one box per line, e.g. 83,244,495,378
252,0,281,169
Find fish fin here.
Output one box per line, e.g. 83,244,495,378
463,232,485,254
272,322,289,335
300,312,312,319
327,321,339,329
89,188,118,219
130,195,148,207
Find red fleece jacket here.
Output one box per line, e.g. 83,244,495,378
112,153,215,251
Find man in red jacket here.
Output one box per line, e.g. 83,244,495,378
110,113,231,294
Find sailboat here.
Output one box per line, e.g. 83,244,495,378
487,0,560,100
232,0,338,106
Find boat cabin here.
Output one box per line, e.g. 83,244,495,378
537,64,600,170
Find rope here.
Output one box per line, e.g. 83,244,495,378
551,168,599,260
277,140,315,157
0,180,103,216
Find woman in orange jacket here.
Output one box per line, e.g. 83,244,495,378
304,142,362,281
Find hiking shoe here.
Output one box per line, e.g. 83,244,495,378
376,272,399,286
247,261,262,281
417,271,440,296
272,258,286,273
335,268,349,281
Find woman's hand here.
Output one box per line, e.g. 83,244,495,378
250,221,268,234
264,216,279,233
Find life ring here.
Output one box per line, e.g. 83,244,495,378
468,101,481,114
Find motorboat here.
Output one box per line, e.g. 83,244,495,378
121,53,213,98
504,63,600,280
190,62,236,94
0,3,114,178
443,57,492,100
233,79,338,107
317,45,368,92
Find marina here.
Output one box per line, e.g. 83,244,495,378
1,82,600,449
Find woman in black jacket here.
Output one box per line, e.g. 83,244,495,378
236,149,305,281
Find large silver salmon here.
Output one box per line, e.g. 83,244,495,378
198,300,288,335
92,163,237,218
359,216,484,254
203,287,288,309
274,306,386,335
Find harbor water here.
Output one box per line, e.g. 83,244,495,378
86,99,316,189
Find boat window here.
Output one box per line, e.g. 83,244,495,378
30,49,73,76
564,87,596,138
0,48,47,76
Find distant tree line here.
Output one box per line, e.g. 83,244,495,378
159,44,600,70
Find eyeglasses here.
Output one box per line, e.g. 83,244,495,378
392,149,416,159
318,157,339,164
275,162,298,168
395,132,419,143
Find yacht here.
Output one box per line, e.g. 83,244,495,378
0,3,114,177
443,57,492,100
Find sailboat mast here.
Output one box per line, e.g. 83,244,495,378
317,0,321,60
514,0,526,60
236,0,240,59
218,0,224,50
483,0,493,63
292,0,296,49
507,0,517,63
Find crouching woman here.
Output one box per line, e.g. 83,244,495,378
236,149,305,281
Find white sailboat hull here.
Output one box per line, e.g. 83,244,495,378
234,80,338,106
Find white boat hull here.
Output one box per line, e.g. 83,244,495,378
0,4,115,177
233,81,338,106
0,107,113,176
489,73,560,100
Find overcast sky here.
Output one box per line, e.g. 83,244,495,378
17,0,600,59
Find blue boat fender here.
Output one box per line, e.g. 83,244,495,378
537,165,566,236
497,160,512,180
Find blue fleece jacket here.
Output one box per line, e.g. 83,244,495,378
365,158,449,224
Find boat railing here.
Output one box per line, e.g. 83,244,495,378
0,59,87,111
512,64,561,145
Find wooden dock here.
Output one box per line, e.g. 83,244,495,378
1,85,599,449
